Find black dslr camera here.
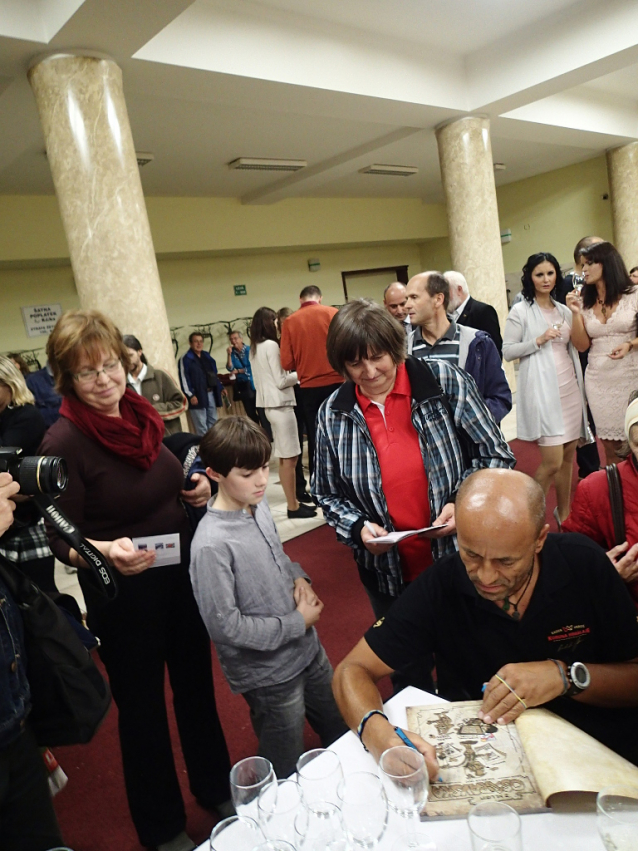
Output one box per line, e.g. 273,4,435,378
0,447,68,496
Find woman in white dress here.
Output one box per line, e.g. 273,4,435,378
567,241,638,465
504,252,589,524
249,307,317,519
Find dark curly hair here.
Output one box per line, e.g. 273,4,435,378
578,241,634,310
520,253,563,305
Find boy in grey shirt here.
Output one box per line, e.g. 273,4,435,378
190,417,346,777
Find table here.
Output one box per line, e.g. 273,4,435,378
199,687,602,850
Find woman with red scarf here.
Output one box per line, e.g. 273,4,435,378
41,310,231,851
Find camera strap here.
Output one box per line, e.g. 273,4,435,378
32,494,118,601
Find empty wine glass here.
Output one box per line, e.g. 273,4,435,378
338,771,388,849
597,784,638,850
573,274,584,296
258,778,305,846
209,815,264,851
294,801,343,848
379,746,431,850
230,756,277,822
296,749,344,814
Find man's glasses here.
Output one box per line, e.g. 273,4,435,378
72,359,122,385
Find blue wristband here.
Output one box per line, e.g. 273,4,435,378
357,709,388,752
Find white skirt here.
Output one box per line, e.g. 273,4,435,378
264,406,300,458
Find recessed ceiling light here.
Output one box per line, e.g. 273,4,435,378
359,164,418,177
493,162,506,171
228,157,307,172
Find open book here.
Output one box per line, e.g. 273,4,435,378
406,700,638,818
365,524,448,546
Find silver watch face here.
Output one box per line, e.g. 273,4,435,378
571,662,591,689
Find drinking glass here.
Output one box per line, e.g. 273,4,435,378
551,320,563,331
253,843,296,851
379,747,432,851
338,771,388,849
258,778,305,846
294,801,343,849
296,749,344,813
597,784,638,850
392,833,437,851
209,816,264,851
467,801,522,851
230,756,277,822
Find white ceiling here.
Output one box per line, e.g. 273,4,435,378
0,0,637,204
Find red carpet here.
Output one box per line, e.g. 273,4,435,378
52,439,605,850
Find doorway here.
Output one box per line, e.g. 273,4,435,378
341,265,409,304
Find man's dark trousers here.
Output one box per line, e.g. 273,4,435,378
298,383,343,479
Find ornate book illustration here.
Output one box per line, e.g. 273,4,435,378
406,700,638,818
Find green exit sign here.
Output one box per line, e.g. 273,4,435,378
234,284,247,296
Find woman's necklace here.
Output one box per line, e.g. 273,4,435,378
597,296,608,319
501,564,535,621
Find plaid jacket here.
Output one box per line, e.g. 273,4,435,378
311,357,515,596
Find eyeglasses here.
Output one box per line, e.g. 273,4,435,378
72,359,122,385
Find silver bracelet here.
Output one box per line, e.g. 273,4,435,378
549,658,569,696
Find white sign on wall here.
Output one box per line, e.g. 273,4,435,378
21,303,62,338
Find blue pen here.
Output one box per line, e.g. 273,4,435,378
394,726,418,750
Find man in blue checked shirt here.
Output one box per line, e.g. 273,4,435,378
225,329,259,425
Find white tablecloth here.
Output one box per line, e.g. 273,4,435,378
199,686,601,850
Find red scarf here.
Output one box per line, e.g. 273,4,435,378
60,388,165,470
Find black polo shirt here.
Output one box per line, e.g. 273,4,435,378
365,533,638,764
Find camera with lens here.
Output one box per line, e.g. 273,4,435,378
0,447,68,496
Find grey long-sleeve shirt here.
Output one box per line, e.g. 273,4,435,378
189,497,319,693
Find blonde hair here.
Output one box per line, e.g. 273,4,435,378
0,356,35,407
46,309,132,395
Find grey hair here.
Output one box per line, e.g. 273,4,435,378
444,270,469,296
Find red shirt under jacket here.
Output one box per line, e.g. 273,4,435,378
356,363,431,582
562,456,638,607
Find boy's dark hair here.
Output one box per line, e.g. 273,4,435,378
199,416,271,476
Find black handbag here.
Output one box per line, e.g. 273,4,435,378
606,463,626,546
0,557,111,747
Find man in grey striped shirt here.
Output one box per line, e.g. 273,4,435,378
406,271,511,424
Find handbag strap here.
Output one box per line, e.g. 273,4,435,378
606,464,626,546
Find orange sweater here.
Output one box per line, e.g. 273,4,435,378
280,302,344,388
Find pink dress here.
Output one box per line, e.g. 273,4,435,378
582,289,638,440
538,306,582,447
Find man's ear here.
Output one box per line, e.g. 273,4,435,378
206,466,223,484
535,523,551,553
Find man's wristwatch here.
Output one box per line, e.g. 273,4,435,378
565,661,591,696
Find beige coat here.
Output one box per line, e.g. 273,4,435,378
249,340,298,408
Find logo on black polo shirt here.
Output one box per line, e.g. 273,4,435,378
373,618,385,628
547,623,591,651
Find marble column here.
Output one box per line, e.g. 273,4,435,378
28,54,178,382
607,143,638,268
436,115,513,386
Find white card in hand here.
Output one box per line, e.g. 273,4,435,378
366,524,448,546
132,533,181,566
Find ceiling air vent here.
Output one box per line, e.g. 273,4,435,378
228,157,307,172
136,152,154,167
359,164,418,177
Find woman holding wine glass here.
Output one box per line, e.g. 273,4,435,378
504,252,589,524
567,241,638,466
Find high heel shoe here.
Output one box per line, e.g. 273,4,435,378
553,507,562,531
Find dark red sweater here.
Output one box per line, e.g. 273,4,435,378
40,417,189,564
563,457,638,606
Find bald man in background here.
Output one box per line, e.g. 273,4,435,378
383,282,410,330
333,468,638,772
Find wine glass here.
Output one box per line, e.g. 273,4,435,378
597,784,638,850
378,746,432,850
258,778,305,846
551,320,563,331
230,756,277,822
294,801,344,848
253,843,297,851
338,771,388,849
209,815,265,850
296,749,344,814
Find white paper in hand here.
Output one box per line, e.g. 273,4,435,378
366,524,448,546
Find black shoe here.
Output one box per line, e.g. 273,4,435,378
297,491,313,503
287,503,317,519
